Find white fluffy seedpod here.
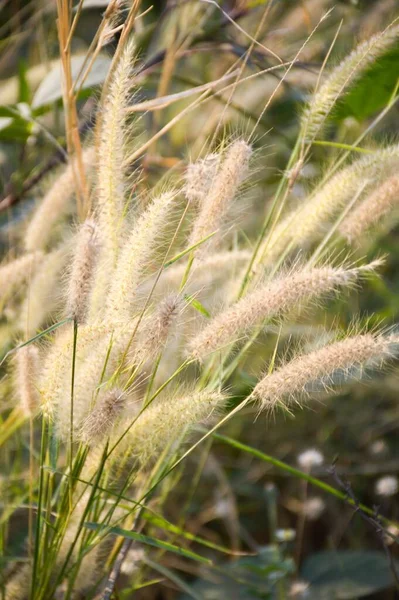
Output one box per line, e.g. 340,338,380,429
302,497,325,520
375,475,398,497
297,449,324,470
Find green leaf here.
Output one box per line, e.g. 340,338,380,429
180,545,294,599
163,231,217,269
144,557,203,600
142,511,236,555
18,60,30,104
32,55,112,108
184,294,211,318
84,522,212,565
301,550,398,599
333,47,399,121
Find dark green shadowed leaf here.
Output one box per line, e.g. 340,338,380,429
301,550,398,599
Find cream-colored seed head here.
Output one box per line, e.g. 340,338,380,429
19,247,67,337
16,345,40,417
106,191,176,324
66,219,98,323
302,25,399,142
122,391,225,464
260,145,399,265
340,175,399,243
143,249,252,299
24,147,95,252
184,152,221,204
96,39,134,264
80,388,126,444
253,333,396,412
189,261,380,360
188,140,251,254
39,323,114,419
0,252,43,306
134,294,181,363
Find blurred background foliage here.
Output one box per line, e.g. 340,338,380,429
2,0,399,598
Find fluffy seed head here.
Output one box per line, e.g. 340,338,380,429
16,345,40,417
80,388,126,444
134,294,181,363
289,581,310,597
66,219,99,323
122,390,225,465
297,449,324,470
96,39,135,264
340,175,399,243
302,497,325,520
259,145,399,265
189,261,380,360
19,247,67,337
25,147,95,252
184,152,221,204
105,191,176,323
375,475,398,497
188,140,251,255
0,252,43,306
302,25,399,142
253,333,397,413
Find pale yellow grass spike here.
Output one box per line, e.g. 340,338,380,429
143,249,252,298
302,23,399,142
80,388,125,444
121,390,225,464
19,247,67,337
96,38,135,263
189,261,381,360
188,140,252,255
133,294,181,363
66,219,98,324
24,147,95,252
184,152,221,204
253,333,398,412
105,191,176,324
260,144,399,265
0,252,43,306
340,174,399,243
15,345,40,417
39,323,113,419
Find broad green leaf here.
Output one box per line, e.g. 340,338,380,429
333,47,399,121
32,55,111,108
180,545,294,599
84,522,212,565
301,550,398,599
